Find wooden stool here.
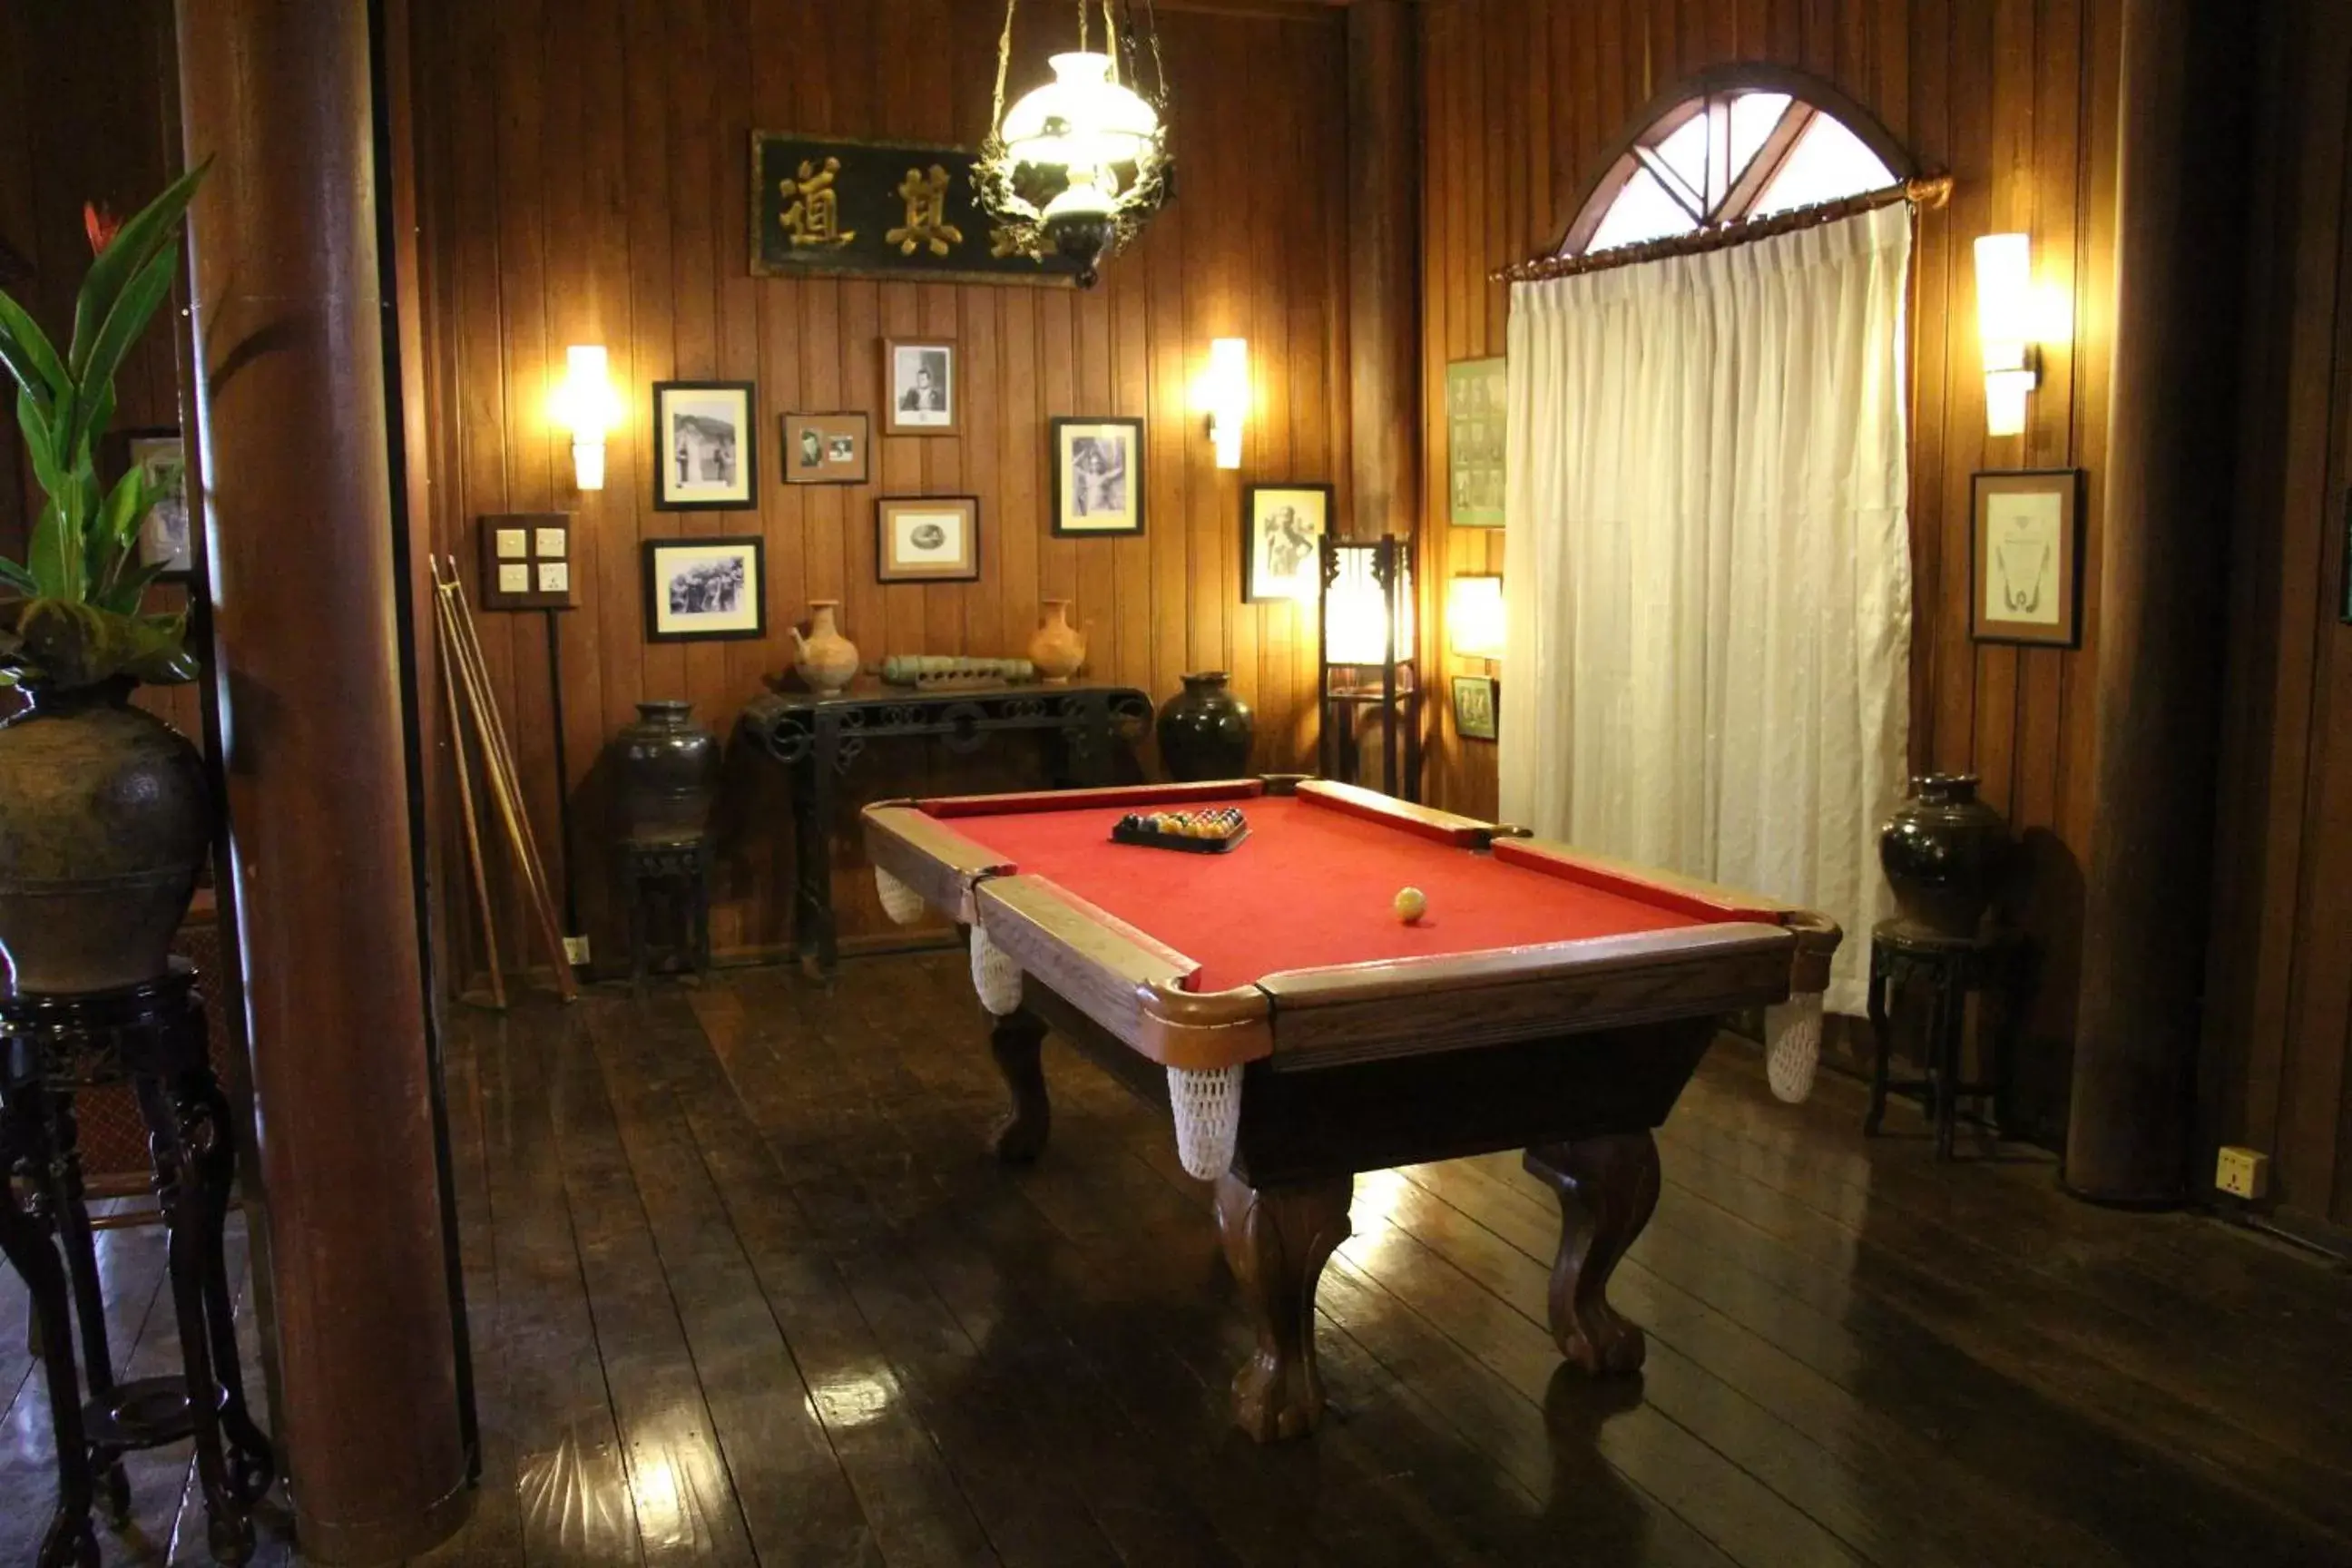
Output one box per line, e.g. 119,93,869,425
0,960,275,1568
1865,921,2028,1161
620,832,714,998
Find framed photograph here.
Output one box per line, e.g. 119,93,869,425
1446,357,1506,527
642,535,766,642
1971,469,2083,647
1051,416,1144,535
877,495,979,583
882,337,958,436
1241,484,1332,603
121,428,194,580
1452,674,1499,742
653,381,757,510
783,411,869,485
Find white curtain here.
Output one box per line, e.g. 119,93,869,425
1497,202,1913,1014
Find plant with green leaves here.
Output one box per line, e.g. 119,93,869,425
0,159,210,691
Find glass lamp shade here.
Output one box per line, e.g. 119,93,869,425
1324,541,1414,666
1447,575,1504,660
1001,52,1160,174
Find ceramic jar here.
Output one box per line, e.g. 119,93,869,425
791,601,859,694
1878,773,2011,937
1028,600,1086,684
613,700,720,841
0,679,211,995
1157,671,1256,781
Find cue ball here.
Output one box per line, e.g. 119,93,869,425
1393,887,1427,924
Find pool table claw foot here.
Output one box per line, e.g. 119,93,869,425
988,1012,1054,1162
1215,1172,1353,1442
1524,1134,1661,1376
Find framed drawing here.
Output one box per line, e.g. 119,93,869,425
877,495,980,583
783,411,869,485
1241,484,1331,603
882,338,958,436
1446,357,1505,527
1050,416,1144,535
478,513,577,611
1971,469,2083,647
653,381,757,510
120,428,194,580
642,536,766,642
1451,675,1499,742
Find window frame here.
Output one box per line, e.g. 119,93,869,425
1553,64,1917,260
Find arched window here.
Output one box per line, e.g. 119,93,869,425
1557,66,1914,260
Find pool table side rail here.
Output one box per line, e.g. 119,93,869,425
916,779,1268,818
1289,778,1517,846
1256,922,1799,1065
972,876,1277,1070
865,804,1018,923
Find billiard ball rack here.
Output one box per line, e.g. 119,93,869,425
1110,807,1251,853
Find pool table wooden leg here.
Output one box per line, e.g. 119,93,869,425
1214,1172,1353,1443
1524,1133,1661,1376
988,1010,1053,1163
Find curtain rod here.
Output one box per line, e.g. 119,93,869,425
1491,173,1954,285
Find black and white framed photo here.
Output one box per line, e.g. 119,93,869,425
652,381,757,510
1051,416,1144,536
783,411,869,485
882,337,958,436
1451,674,1499,742
877,495,979,582
122,428,193,580
1970,468,2083,647
642,535,766,642
1241,484,1331,603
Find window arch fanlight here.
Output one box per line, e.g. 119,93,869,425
1556,65,1917,260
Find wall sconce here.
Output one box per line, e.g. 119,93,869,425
554,344,619,490
1447,574,1504,662
1205,338,1248,469
1975,234,2038,438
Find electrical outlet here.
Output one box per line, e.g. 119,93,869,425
563,935,591,967
2215,1145,2269,1200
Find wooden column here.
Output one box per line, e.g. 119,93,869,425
2068,0,2253,1204
175,0,472,1558
1347,0,1419,543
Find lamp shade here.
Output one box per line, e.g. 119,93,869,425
1448,574,1504,660
1206,338,1248,468
1974,233,2033,369
1323,539,1413,666
1001,53,1160,175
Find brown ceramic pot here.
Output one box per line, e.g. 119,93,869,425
1877,773,2010,937
0,679,211,995
1027,600,1086,684
613,700,720,840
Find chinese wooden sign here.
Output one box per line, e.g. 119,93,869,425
750,132,1083,286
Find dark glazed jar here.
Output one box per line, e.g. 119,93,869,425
1157,671,1256,782
1878,773,2010,937
615,700,720,840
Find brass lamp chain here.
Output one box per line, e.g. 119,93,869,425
992,0,1017,131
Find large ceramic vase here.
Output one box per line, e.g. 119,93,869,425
1878,773,2010,937
1028,600,1086,684
1158,671,1257,781
614,700,720,840
791,601,860,695
0,680,211,995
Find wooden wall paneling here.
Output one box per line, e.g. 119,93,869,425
1905,0,1952,787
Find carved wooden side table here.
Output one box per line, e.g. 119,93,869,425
0,961,273,1567
1864,920,2030,1161
620,832,715,998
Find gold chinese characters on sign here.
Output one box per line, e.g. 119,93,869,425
750,132,1083,285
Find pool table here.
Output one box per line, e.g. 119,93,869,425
863,776,1839,1442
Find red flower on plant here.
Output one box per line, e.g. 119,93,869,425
83,201,122,255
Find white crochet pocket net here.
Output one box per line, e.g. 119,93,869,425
875,867,927,926
1166,1063,1243,1180
1766,991,1825,1104
968,924,1024,1016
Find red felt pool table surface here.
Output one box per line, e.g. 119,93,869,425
923,791,1753,994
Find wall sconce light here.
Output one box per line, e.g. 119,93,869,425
1205,338,1248,469
1447,574,1504,662
554,344,619,490
1975,234,2038,438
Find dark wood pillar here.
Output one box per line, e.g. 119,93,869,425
175,0,472,1557
1347,0,1419,543
2068,0,2252,1204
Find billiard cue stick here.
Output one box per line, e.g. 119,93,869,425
436,605,507,1010
439,565,576,1003
436,573,573,1004
433,563,577,1002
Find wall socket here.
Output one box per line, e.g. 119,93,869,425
563,935,592,966
2215,1145,2269,1200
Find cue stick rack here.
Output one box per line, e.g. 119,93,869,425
431,555,578,1004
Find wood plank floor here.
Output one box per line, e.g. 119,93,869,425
7,951,2350,1566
